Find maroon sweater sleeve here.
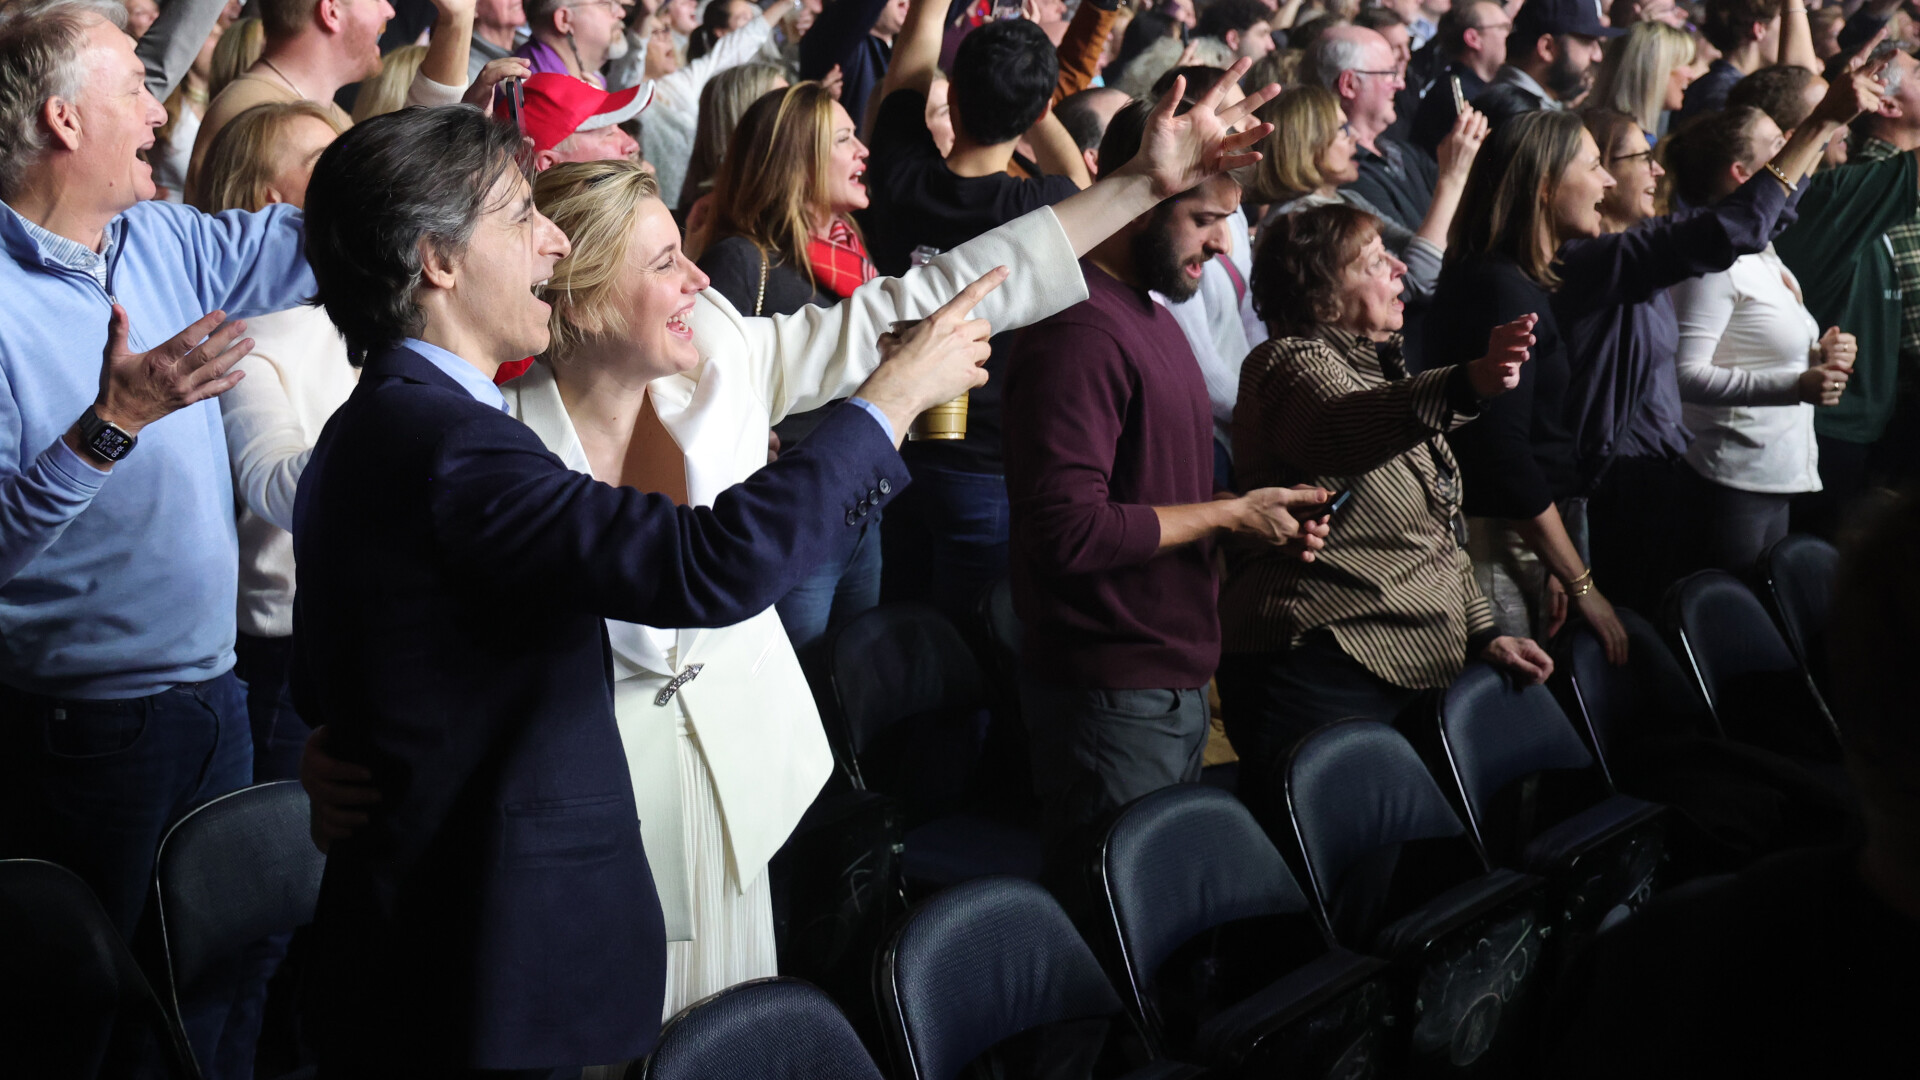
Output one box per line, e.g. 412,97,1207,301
1004,318,1164,576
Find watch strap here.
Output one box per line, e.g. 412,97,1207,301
78,405,136,463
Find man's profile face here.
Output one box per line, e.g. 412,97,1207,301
1134,175,1240,303
75,17,168,213
444,170,572,363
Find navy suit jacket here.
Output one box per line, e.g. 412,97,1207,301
290,345,909,1070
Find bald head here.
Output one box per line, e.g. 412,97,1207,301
1308,26,1403,149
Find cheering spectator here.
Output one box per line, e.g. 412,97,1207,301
861,0,1090,620
1003,83,1319,859
1677,0,1820,123
1220,204,1548,806
0,2,316,1071
187,0,473,202
678,61,790,220
194,101,351,785
637,0,792,206
466,0,527,82
688,0,758,61
1491,0,1617,112
800,0,910,132
1195,0,1279,61
1409,0,1513,154
1590,18,1699,141
518,0,628,85
520,71,653,170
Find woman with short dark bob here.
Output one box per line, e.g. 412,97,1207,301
1217,203,1551,807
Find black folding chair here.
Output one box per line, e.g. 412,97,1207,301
1436,664,1666,974
1552,608,1714,788
829,604,1042,888
1093,784,1393,1077
1663,570,1839,758
638,977,886,1080
0,858,196,1079
150,780,324,1077
1284,721,1550,1074
1761,534,1839,705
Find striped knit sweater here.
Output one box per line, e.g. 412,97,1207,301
1219,326,1497,689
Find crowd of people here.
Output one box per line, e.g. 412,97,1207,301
1,0,1917,1075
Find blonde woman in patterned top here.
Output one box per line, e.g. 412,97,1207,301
1217,203,1553,807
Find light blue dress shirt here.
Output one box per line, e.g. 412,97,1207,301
403,338,511,413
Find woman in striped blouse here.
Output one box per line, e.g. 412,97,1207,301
1217,204,1554,807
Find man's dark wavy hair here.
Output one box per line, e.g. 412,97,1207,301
304,105,526,365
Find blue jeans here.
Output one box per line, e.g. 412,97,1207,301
880,463,1010,625
775,512,884,662
0,671,275,1080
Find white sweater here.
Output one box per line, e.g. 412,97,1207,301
220,305,359,637
1669,244,1823,495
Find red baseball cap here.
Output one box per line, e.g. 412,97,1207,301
519,73,655,154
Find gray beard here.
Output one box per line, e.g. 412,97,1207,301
606,31,632,61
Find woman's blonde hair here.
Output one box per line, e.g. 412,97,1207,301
532,159,663,363
678,62,787,216
692,82,854,292
192,100,344,213
1592,20,1696,135
1448,108,1590,289
1242,84,1346,205
350,43,428,123
209,16,262,99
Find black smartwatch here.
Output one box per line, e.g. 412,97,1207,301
77,405,136,464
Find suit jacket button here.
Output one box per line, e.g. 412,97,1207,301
868,488,881,502
846,508,859,525
879,478,892,495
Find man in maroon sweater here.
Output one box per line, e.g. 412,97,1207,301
1004,98,1328,856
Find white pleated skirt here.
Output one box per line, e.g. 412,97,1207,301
660,724,778,1020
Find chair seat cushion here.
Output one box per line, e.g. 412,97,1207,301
901,815,1044,884
1371,869,1543,959
1191,946,1389,1064
1519,794,1664,873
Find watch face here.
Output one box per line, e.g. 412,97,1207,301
88,424,134,462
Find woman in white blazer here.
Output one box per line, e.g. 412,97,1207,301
515,158,1087,1017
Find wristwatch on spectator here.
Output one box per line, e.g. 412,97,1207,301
78,405,137,464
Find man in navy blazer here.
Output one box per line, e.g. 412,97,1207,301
291,106,1000,1077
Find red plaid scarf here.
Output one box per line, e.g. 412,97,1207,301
806,218,877,300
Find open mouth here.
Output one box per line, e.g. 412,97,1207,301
666,305,693,338
1183,259,1206,279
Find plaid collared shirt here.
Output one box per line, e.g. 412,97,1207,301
1219,327,1498,689
1853,136,1920,364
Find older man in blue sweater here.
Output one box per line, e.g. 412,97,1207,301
0,2,312,1066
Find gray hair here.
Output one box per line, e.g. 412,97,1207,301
1303,32,1369,92
0,0,128,200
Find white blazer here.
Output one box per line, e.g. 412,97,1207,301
503,206,1086,938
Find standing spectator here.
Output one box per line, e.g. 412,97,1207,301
1408,0,1512,154
517,0,628,85
1195,0,1278,60
467,0,528,82
1355,5,1419,142
1590,18,1699,141
800,0,910,133
1055,85,1131,178
861,0,1090,620
1846,46,1920,507
1664,106,1863,571
688,0,759,61
522,71,653,169
1003,91,1321,860
635,0,792,207
1307,26,1427,256
0,2,317,1072
186,0,473,202
677,61,790,220
1220,205,1547,806
1491,0,1618,112
1677,0,1820,122
1779,50,1920,534
196,100,350,784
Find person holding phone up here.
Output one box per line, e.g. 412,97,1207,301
1218,202,1552,812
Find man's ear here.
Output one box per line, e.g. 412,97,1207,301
419,237,459,290
1749,19,1768,45
263,185,287,205
40,95,83,153
553,5,575,36
1534,32,1557,67
533,148,561,171
1225,28,1242,53
1880,91,1904,119
315,0,346,35
1082,146,1100,179
1336,68,1360,100
1462,27,1483,53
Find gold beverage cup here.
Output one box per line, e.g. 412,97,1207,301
909,392,969,440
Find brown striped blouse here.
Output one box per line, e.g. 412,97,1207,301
1219,327,1498,689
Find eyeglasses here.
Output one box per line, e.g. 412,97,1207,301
1610,149,1656,165
567,0,627,13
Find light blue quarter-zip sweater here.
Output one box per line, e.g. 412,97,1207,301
0,198,313,698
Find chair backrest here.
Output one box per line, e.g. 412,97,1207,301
1437,663,1596,862
828,604,993,816
1763,533,1838,691
877,876,1127,1080
1556,607,1712,783
153,781,324,995
641,977,885,1080
0,859,194,1078
1283,720,1473,945
1663,570,1837,754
